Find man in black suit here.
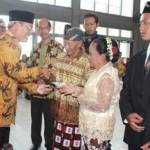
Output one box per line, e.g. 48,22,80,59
119,1,150,150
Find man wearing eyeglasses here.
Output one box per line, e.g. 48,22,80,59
0,10,51,150
120,1,150,150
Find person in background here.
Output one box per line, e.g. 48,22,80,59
61,37,120,150
27,18,63,150
83,13,104,54
0,10,51,150
113,57,127,79
119,1,150,150
64,24,72,36
0,19,6,37
51,27,91,150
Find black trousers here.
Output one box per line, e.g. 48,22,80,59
0,127,10,148
128,144,142,150
31,97,54,149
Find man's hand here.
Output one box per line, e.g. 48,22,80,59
37,84,52,95
127,113,145,132
141,142,150,150
40,68,51,80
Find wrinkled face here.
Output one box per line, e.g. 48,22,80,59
0,26,6,36
139,13,150,41
38,20,50,40
64,40,82,57
83,17,98,35
16,22,32,42
89,42,104,68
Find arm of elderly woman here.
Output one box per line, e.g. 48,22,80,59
80,74,114,113
58,74,114,113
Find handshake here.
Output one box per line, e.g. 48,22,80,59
36,67,54,95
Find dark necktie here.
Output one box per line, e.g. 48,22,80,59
145,54,150,78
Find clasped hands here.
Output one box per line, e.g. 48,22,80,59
127,113,150,150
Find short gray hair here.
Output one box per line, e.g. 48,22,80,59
8,21,17,29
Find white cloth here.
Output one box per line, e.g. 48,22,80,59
79,63,120,142
145,43,150,64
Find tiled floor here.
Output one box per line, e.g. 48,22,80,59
10,94,128,150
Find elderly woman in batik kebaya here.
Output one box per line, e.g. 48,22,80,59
61,37,121,150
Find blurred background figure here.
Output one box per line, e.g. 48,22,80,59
64,24,72,36
83,13,104,54
0,19,6,37
27,18,63,150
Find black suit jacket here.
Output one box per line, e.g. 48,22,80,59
119,49,150,147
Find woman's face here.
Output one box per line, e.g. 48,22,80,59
89,42,105,69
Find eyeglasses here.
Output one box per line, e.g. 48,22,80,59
23,23,32,33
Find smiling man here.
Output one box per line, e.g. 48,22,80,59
0,10,51,149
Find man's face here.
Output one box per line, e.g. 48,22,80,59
64,40,82,58
83,17,98,35
0,26,6,36
38,20,50,40
16,22,32,42
140,13,150,41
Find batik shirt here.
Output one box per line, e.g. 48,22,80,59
0,31,44,126
51,51,91,125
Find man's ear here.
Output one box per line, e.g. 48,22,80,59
96,22,100,27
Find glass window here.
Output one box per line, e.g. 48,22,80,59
140,0,148,13
121,30,132,38
120,42,130,58
108,28,120,37
0,15,9,28
80,24,85,31
56,0,71,7
97,27,107,35
38,0,54,5
55,37,64,45
109,0,121,15
80,0,94,11
54,21,70,35
20,35,33,57
19,0,37,2
95,0,108,13
121,0,133,17
37,36,41,43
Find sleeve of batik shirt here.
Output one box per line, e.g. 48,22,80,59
18,83,39,94
79,73,115,113
0,44,43,84
81,58,92,86
26,44,39,67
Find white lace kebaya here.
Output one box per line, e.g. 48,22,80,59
79,62,120,144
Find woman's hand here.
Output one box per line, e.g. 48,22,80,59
58,84,76,95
